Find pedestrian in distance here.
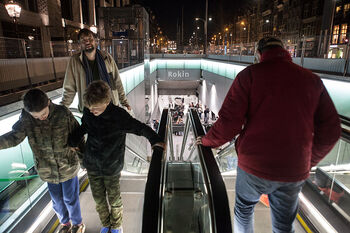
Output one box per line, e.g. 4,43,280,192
197,36,341,233
204,105,210,123
0,88,85,233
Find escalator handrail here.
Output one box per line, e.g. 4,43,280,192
339,114,350,127
189,108,233,233
216,140,235,158
125,145,149,163
341,128,350,143
142,109,168,233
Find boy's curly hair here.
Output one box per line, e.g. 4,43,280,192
83,80,112,107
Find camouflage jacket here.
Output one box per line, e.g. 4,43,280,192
0,103,80,184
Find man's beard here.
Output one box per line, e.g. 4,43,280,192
84,45,95,53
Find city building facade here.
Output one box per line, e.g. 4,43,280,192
216,0,341,58
98,5,149,68
0,0,100,58
329,0,350,58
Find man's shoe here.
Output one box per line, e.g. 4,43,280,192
58,224,72,233
110,227,123,233
100,227,110,233
71,223,85,233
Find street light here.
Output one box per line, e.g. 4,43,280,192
194,0,208,54
196,17,208,54
240,20,251,43
5,0,22,54
5,0,21,38
5,0,31,86
90,25,98,34
5,0,22,22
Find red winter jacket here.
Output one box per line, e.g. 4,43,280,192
202,47,341,182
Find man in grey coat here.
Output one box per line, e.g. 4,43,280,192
61,28,131,112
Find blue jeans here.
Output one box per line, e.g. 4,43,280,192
47,176,82,225
234,167,305,233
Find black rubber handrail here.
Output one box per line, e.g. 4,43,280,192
341,128,350,143
189,108,233,233
340,114,350,127
142,109,168,233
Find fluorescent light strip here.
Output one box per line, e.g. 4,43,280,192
298,193,337,233
25,201,54,233
0,183,48,233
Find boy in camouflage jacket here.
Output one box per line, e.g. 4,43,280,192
0,89,85,233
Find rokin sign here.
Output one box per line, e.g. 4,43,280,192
167,70,190,79
157,69,200,81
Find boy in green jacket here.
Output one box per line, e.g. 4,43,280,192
0,89,85,233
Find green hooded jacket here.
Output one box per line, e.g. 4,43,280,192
0,103,80,184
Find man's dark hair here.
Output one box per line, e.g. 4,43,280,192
257,37,284,53
23,88,49,113
78,28,97,41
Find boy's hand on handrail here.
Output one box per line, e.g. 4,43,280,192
152,142,166,150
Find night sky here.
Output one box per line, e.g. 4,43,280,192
140,0,250,41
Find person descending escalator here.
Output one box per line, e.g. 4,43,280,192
69,81,165,233
197,37,341,233
0,89,86,233
204,105,209,123
60,28,131,115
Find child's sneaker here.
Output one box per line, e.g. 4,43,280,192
58,223,71,233
110,227,123,233
100,227,110,233
71,223,85,233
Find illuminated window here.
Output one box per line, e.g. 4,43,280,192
344,4,350,13
336,6,341,13
340,24,348,43
332,25,340,44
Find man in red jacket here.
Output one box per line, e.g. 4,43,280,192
197,37,341,233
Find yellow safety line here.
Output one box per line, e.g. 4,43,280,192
48,220,59,233
80,178,89,192
296,213,313,233
48,178,89,233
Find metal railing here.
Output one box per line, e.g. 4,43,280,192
187,108,232,233
142,109,169,233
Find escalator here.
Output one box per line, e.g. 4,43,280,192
142,108,232,233
297,114,350,233
2,104,348,232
